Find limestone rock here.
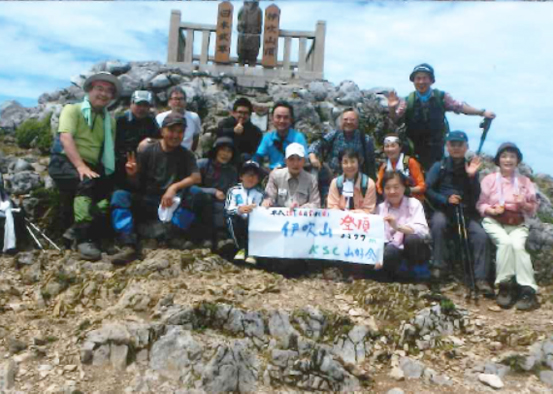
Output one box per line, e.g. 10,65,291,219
149,74,172,90
478,373,504,389
335,80,362,106
0,100,28,131
105,60,131,75
0,360,17,390
399,356,425,379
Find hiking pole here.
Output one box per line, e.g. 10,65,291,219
476,118,493,155
456,204,479,303
454,206,470,295
24,218,62,252
25,224,44,250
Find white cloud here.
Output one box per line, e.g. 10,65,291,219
1,1,552,172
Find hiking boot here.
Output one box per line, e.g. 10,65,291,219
234,249,246,261
216,238,235,255
109,246,137,265
245,255,257,265
496,280,515,309
515,287,538,311
77,241,102,261
476,280,495,299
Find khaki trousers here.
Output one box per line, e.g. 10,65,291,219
482,217,537,291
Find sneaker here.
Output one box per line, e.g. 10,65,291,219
515,287,538,311
245,255,257,265
496,280,515,309
77,241,102,261
234,249,246,261
109,246,137,265
476,280,495,299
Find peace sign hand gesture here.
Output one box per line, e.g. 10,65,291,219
125,151,138,177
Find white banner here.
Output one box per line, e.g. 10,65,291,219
249,208,385,265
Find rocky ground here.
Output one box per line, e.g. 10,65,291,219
0,247,552,393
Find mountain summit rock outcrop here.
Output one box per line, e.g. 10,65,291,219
1,60,553,393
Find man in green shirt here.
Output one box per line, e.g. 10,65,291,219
49,72,122,261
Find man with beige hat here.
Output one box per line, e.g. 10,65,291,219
49,71,122,260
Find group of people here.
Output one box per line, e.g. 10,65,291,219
47,62,539,311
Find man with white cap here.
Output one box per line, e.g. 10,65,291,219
262,143,320,209
48,71,122,261
115,90,160,186
155,86,202,152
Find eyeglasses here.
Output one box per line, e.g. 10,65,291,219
92,85,115,95
235,110,250,116
170,96,185,102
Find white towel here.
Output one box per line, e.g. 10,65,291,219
0,200,16,252
158,196,181,223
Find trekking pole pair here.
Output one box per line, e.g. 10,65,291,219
24,217,62,252
454,204,479,303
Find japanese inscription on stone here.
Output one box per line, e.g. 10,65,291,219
261,4,280,68
215,1,233,63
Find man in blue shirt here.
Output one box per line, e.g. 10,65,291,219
253,102,308,170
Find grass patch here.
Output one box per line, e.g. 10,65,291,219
15,113,53,153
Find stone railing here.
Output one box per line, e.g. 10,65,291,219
166,9,326,87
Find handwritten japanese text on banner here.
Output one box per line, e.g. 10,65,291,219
249,208,385,265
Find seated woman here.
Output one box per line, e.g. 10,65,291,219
375,170,430,280
376,134,425,201
327,149,376,213
477,142,538,310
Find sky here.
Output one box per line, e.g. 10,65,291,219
1,1,552,174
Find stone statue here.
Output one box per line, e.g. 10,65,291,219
237,1,262,66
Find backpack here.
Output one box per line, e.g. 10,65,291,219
336,173,370,198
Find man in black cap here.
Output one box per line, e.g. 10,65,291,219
425,131,493,296
115,90,159,187
110,113,201,260
388,63,496,171
48,71,122,260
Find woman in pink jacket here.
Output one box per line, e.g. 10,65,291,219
327,149,376,213
477,142,538,310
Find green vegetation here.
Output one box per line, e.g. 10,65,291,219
15,113,53,153
537,211,553,225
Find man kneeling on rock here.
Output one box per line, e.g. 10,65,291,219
110,113,201,263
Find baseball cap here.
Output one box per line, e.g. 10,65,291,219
285,143,305,159
131,90,153,105
240,160,262,175
409,63,435,83
162,112,187,129
446,130,468,143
